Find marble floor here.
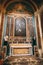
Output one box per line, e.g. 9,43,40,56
3,56,43,65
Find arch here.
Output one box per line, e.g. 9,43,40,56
3,0,38,12
6,2,35,14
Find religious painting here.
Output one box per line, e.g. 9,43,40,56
15,17,26,36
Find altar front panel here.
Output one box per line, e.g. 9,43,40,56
10,44,32,56
13,48,29,54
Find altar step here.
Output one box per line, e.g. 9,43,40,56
3,56,43,65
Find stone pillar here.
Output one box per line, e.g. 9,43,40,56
0,10,2,46
34,11,42,58
0,5,1,27
34,13,38,47
38,12,42,58
26,18,30,42
1,7,6,46
38,12,43,52
39,5,43,57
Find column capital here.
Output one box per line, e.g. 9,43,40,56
34,5,43,16
34,10,41,17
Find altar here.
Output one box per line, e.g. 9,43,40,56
9,43,32,56
3,14,33,56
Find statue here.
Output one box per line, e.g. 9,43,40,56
3,35,10,56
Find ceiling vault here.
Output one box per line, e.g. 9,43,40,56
0,0,43,14
2,0,38,10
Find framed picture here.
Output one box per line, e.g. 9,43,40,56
15,17,26,36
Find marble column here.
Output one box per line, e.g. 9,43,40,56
0,5,1,28
1,7,6,46
39,5,43,57
0,11,2,46
34,11,42,58
38,11,42,58
34,12,38,47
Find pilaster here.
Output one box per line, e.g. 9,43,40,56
39,5,43,57
34,10,42,58
0,6,6,46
